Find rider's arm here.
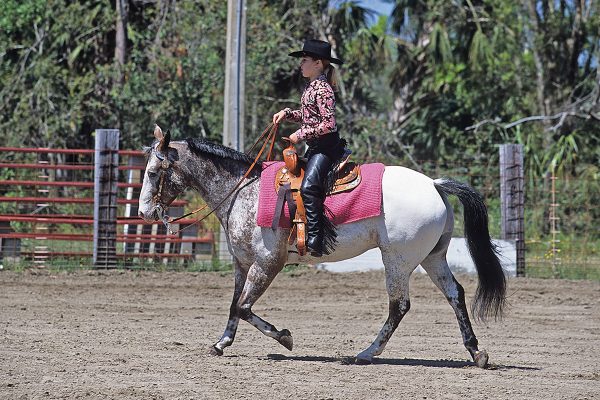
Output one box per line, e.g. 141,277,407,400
283,108,302,123
294,82,336,141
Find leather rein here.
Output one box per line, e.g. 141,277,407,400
151,123,279,235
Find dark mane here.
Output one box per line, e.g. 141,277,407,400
186,137,262,168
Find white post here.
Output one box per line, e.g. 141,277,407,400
220,0,246,264
223,0,246,151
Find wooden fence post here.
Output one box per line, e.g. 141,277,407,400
93,129,119,267
499,144,525,276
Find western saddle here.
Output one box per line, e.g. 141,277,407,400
273,141,361,256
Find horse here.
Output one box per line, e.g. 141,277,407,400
138,126,506,367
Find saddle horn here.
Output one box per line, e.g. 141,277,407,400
282,138,300,176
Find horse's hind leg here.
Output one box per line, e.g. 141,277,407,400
210,262,247,355
356,247,412,364
420,240,488,368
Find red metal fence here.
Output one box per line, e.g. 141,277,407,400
1,138,597,277
0,144,214,268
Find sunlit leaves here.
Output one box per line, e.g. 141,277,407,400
468,29,492,67
429,22,451,64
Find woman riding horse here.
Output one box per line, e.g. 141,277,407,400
273,39,345,257
138,125,506,367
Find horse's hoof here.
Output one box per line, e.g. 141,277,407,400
474,350,489,368
208,345,223,356
355,353,373,365
278,329,293,351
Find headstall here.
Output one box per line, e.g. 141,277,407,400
149,123,278,235
151,144,173,231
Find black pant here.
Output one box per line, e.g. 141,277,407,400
305,131,341,160
300,153,332,255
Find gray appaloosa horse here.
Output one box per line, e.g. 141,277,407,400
138,126,506,367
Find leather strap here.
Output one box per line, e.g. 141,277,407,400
272,182,290,230
285,188,296,227
165,123,278,234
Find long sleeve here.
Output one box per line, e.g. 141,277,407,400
283,108,302,123
295,82,336,141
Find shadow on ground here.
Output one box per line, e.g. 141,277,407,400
266,353,540,370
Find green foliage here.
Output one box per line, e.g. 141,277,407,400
0,0,46,35
0,0,114,149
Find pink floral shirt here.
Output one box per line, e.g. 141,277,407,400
283,75,337,141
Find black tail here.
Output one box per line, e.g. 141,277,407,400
434,178,506,321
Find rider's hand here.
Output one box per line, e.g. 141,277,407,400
272,110,286,125
289,132,300,144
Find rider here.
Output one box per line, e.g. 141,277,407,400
272,39,345,257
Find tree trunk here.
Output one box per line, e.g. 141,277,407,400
115,0,128,85
526,1,547,118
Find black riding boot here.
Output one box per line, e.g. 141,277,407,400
301,153,332,257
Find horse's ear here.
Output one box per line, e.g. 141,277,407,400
159,129,171,152
154,124,164,141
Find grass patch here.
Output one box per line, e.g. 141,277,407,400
526,261,600,280
0,256,233,273
526,236,599,280
282,263,312,275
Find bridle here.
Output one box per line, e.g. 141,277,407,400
148,122,279,235
150,143,173,229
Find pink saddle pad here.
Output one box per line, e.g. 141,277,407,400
257,161,385,228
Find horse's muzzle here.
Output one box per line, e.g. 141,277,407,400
138,205,163,222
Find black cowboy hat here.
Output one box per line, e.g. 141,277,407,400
289,39,343,65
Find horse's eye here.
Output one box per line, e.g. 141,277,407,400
147,171,158,179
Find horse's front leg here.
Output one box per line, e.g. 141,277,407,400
210,263,248,355
236,261,293,351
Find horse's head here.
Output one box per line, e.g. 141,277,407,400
138,125,187,222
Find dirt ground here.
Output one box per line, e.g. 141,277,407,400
1,268,599,400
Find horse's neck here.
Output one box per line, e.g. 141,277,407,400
185,153,257,221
